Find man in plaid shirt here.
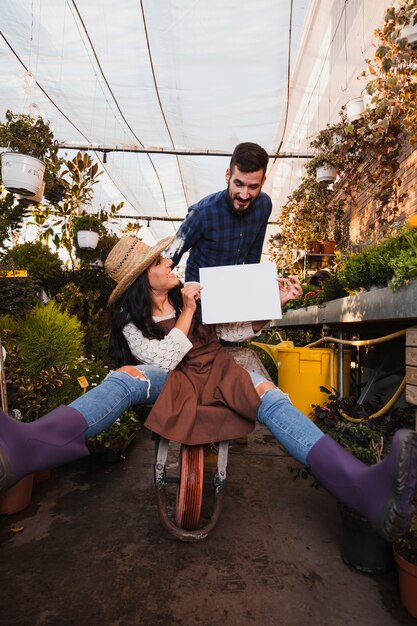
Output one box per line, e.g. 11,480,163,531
165,143,272,281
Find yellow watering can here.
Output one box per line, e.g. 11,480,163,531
252,341,351,418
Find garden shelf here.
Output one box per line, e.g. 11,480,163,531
271,279,417,332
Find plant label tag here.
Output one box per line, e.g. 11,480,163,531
77,376,89,390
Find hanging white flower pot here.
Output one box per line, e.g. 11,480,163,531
77,230,99,249
316,163,338,183
402,21,417,44
15,180,45,203
0,152,45,196
345,97,364,123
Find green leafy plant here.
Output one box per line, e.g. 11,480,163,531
0,187,29,249
7,361,72,422
0,241,63,292
0,110,63,203
312,387,415,464
72,214,104,234
17,300,84,376
390,224,417,289
0,276,37,317
88,410,141,448
6,353,110,421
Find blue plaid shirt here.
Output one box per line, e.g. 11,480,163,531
167,189,272,281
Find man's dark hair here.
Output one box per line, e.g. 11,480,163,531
230,142,269,176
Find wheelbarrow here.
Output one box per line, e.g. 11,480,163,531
152,347,272,542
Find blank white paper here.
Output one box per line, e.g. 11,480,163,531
199,263,282,324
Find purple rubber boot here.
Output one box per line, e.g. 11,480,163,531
0,406,89,490
307,429,417,542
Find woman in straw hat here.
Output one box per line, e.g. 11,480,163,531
0,235,417,543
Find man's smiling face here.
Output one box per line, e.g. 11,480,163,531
225,165,265,214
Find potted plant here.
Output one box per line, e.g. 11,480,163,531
313,390,415,573
306,153,342,185
87,409,141,463
72,214,104,250
344,96,365,122
393,508,417,619
0,110,61,198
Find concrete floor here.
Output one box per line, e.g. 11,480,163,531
0,424,415,626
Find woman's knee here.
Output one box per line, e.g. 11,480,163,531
255,381,276,397
116,365,147,379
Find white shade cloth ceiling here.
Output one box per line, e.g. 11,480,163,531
0,0,394,256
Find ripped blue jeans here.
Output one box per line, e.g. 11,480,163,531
70,365,324,465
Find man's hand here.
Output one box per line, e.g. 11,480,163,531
278,276,303,307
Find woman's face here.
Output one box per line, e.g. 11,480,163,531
147,255,179,292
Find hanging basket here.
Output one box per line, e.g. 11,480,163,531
402,21,417,45
1,152,46,196
77,230,100,249
345,97,364,123
15,180,45,203
316,164,337,183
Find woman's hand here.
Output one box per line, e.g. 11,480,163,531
181,282,202,313
278,276,303,307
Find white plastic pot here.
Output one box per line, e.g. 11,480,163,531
402,21,417,44
1,152,45,196
345,97,364,123
15,180,45,203
316,164,338,183
77,230,99,249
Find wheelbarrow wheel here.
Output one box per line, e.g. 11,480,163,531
175,444,204,530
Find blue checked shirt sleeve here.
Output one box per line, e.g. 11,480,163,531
166,208,203,266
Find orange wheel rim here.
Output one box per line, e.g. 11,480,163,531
175,445,204,530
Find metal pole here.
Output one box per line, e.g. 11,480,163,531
57,144,313,159
337,330,344,397
0,339,8,413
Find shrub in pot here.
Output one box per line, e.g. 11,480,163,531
311,389,415,572
16,300,84,377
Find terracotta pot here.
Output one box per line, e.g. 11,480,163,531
0,474,34,515
33,468,52,485
393,544,417,619
321,240,336,255
307,240,322,254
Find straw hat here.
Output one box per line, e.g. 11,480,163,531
105,235,174,305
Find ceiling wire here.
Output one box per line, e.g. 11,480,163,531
139,0,188,220
266,0,294,187
0,31,165,231
0,31,91,143
69,0,169,218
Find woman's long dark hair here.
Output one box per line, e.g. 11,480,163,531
108,271,184,366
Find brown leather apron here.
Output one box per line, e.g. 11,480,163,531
144,318,261,445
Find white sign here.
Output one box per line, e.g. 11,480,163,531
199,263,282,324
